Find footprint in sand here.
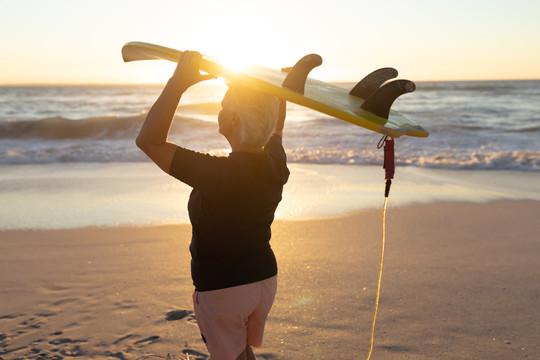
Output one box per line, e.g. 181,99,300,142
17,315,46,333
112,333,139,345
108,334,163,360
1,312,56,350
0,330,88,359
112,333,161,348
48,337,88,346
0,314,23,320
165,309,190,321
133,335,161,347
258,353,278,359
165,309,197,325
114,299,137,310
106,351,129,360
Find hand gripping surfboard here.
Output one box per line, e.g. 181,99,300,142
122,41,428,138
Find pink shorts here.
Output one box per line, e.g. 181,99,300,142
192,275,277,360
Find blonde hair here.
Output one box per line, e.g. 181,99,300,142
222,84,279,147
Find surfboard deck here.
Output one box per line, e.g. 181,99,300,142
122,41,428,138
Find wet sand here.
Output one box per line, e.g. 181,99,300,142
1,200,539,359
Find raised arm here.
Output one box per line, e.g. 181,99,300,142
273,99,286,137
135,51,215,173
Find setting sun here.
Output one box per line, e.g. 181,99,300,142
187,10,293,72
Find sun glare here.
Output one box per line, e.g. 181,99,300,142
189,11,290,73
122,5,295,84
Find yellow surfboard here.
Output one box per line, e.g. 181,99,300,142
122,41,428,138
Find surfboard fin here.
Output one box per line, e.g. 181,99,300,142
349,68,398,99
282,54,323,95
360,80,416,119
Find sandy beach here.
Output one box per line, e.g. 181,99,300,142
2,1,540,358
1,200,539,359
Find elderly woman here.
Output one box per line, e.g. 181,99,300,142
136,51,288,360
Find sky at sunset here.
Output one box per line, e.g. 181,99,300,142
2,0,540,84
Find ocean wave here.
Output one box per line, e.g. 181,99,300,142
284,148,540,171
1,135,538,171
0,114,220,140
506,124,540,133
0,116,144,139
416,80,539,93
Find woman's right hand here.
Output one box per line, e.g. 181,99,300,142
172,51,216,92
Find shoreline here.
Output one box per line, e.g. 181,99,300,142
2,162,540,231
2,200,540,359
1,198,539,233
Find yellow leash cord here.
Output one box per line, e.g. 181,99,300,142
366,196,388,360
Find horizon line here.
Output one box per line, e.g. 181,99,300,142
1,78,540,86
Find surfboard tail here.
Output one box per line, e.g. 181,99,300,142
281,54,323,95
361,80,416,119
349,68,399,99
